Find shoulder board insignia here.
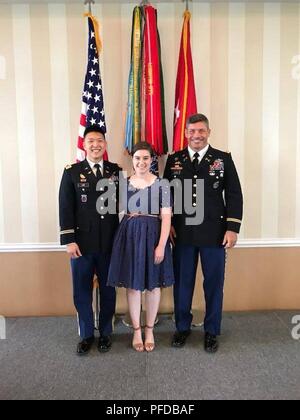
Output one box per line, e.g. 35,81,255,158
65,164,72,169
169,151,175,156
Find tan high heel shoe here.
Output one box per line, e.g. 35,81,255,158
132,326,144,352
144,325,155,352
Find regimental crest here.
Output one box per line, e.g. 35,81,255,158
181,153,188,162
205,154,213,164
108,174,119,182
171,159,183,173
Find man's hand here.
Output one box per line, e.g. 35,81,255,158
169,226,177,246
66,243,82,258
222,231,238,249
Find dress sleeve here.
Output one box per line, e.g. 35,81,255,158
159,179,173,208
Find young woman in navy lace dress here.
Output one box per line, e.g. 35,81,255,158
107,142,174,352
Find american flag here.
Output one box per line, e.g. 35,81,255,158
77,15,106,161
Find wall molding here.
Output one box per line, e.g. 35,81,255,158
0,243,65,253
236,239,300,248
0,239,300,253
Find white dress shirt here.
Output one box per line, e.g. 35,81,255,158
86,158,103,176
188,144,209,164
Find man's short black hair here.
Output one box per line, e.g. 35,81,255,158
83,125,106,139
186,113,210,129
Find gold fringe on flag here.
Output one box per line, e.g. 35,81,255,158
84,13,103,54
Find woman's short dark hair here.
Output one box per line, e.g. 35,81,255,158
131,141,155,158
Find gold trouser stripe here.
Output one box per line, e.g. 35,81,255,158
227,218,242,224
60,229,75,235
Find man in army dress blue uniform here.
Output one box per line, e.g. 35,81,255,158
59,126,121,355
164,114,243,352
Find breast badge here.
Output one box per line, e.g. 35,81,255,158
209,159,224,177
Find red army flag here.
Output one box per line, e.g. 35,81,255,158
173,10,197,151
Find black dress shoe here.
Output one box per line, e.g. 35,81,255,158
98,335,112,353
76,336,94,356
204,332,218,353
171,330,191,348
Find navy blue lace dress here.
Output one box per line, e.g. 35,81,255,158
107,178,174,291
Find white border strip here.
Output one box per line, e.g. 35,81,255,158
0,239,300,253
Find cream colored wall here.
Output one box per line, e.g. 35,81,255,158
0,2,300,244
1,248,299,317
0,2,300,315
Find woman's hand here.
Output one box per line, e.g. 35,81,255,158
154,245,165,265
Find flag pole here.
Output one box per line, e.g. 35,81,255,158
84,0,95,15
183,0,191,11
